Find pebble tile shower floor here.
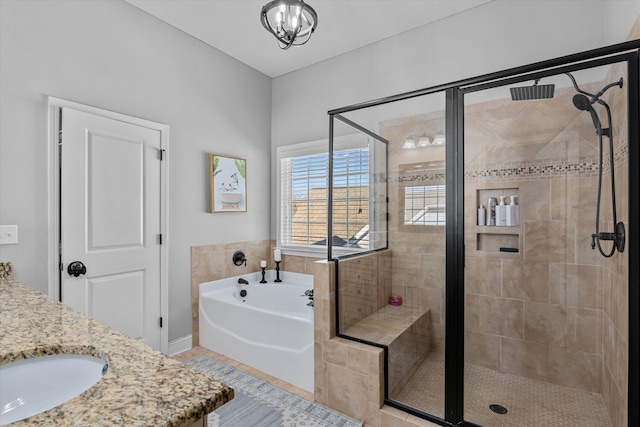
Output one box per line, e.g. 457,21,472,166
395,353,613,427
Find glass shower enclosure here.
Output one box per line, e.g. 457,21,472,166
328,40,639,427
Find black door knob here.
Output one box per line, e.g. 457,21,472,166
67,261,87,277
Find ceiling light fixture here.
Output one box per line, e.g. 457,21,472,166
261,0,318,50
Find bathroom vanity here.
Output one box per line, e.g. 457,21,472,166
0,279,233,426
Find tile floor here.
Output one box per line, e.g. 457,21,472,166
394,352,613,427
172,346,313,402
175,347,613,427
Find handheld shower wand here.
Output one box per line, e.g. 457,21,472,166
566,73,625,257
572,93,602,133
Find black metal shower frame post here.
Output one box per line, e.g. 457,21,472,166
444,87,465,425
327,39,640,427
328,114,334,261
627,50,639,427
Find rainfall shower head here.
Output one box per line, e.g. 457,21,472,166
510,79,555,101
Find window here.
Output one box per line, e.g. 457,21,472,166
278,140,370,254
404,184,446,226
331,148,370,249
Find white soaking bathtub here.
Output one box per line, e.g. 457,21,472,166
199,270,314,392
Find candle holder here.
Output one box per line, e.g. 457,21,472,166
274,261,282,283
260,267,267,283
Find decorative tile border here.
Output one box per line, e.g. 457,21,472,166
388,144,628,184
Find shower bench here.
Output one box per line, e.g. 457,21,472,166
342,303,431,398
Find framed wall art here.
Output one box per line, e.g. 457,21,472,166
210,154,247,213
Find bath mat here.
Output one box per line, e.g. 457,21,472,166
185,355,362,427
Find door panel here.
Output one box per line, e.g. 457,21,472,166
61,107,162,350
88,271,145,339
88,132,144,249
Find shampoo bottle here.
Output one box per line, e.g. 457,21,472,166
496,196,508,226
506,195,520,226
487,198,497,226
478,205,486,226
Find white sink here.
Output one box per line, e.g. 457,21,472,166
0,354,107,425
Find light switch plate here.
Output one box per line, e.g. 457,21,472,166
0,225,18,245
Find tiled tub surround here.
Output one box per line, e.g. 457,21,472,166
198,270,315,392
190,240,320,346
0,279,233,426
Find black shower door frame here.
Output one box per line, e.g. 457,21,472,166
329,40,639,426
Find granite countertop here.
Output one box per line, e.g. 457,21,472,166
0,279,233,426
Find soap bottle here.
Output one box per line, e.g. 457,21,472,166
478,205,486,226
496,196,508,227
487,198,497,226
506,195,520,226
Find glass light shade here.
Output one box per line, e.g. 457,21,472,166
417,134,431,147
403,137,416,149
261,0,318,50
433,134,445,145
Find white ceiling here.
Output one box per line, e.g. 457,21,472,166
125,0,493,78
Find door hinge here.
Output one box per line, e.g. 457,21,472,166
59,262,63,272
159,149,165,161
160,317,163,328
158,234,163,245
58,108,63,144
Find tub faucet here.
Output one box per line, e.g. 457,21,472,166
237,278,249,285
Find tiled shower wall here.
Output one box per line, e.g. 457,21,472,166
337,251,392,331
380,109,448,356
376,69,630,424
462,81,609,395
600,58,630,427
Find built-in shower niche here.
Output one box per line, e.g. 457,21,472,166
473,187,520,255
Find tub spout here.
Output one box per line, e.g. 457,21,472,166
238,278,249,285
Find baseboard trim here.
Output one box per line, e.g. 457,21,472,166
168,335,192,356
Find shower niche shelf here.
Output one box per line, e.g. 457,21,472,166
473,186,521,255
475,229,520,254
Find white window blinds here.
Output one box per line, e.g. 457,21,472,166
279,145,370,251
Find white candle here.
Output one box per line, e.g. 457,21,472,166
260,260,267,268
274,249,281,262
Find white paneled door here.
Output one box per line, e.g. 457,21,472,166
60,107,163,350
